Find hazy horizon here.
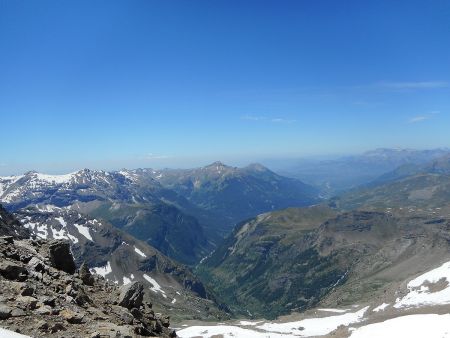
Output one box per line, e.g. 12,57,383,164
1,146,449,176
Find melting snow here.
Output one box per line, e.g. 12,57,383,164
178,325,291,338
179,307,369,338
134,247,147,258
143,274,167,298
373,303,389,312
317,308,349,313
239,321,262,326
91,262,112,277
256,307,369,336
74,223,93,241
55,217,67,227
0,327,31,338
349,314,450,338
395,261,450,308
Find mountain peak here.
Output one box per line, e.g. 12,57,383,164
204,161,232,171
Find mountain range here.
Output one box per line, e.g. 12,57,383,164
3,149,450,337
0,163,319,265
269,148,449,196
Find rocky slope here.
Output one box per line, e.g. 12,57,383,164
12,205,227,322
197,206,450,319
0,205,29,239
0,235,176,337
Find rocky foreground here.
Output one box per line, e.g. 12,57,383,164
0,236,176,337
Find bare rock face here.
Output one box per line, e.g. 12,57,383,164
118,281,144,309
47,240,76,274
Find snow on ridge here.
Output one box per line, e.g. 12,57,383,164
143,274,167,298
134,246,147,258
35,172,77,184
55,216,67,228
91,262,112,277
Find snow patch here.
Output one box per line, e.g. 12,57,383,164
350,314,450,338
74,223,93,241
35,172,76,184
395,261,450,308
143,274,167,298
372,303,389,312
134,247,147,258
0,327,32,338
317,308,349,313
256,306,369,336
91,262,112,277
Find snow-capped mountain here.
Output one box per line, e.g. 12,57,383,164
0,169,211,265
0,164,319,264
0,169,170,209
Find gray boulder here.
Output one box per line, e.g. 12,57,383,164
48,240,76,274
118,282,144,309
79,262,94,286
0,304,12,320
0,261,27,281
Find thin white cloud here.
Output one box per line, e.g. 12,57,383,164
241,115,296,123
408,111,440,124
139,153,171,160
241,114,267,121
271,118,296,123
379,81,449,90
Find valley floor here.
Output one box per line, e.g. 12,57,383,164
176,259,450,338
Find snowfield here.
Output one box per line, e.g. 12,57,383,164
178,307,368,338
0,328,31,338
350,314,450,338
395,260,450,308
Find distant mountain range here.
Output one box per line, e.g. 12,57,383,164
197,151,450,319
0,162,318,266
268,148,450,196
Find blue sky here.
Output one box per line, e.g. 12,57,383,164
1,0,450,174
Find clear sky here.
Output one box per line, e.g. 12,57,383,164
1,0,450,174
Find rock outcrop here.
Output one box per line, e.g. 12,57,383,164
0,235,177,337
